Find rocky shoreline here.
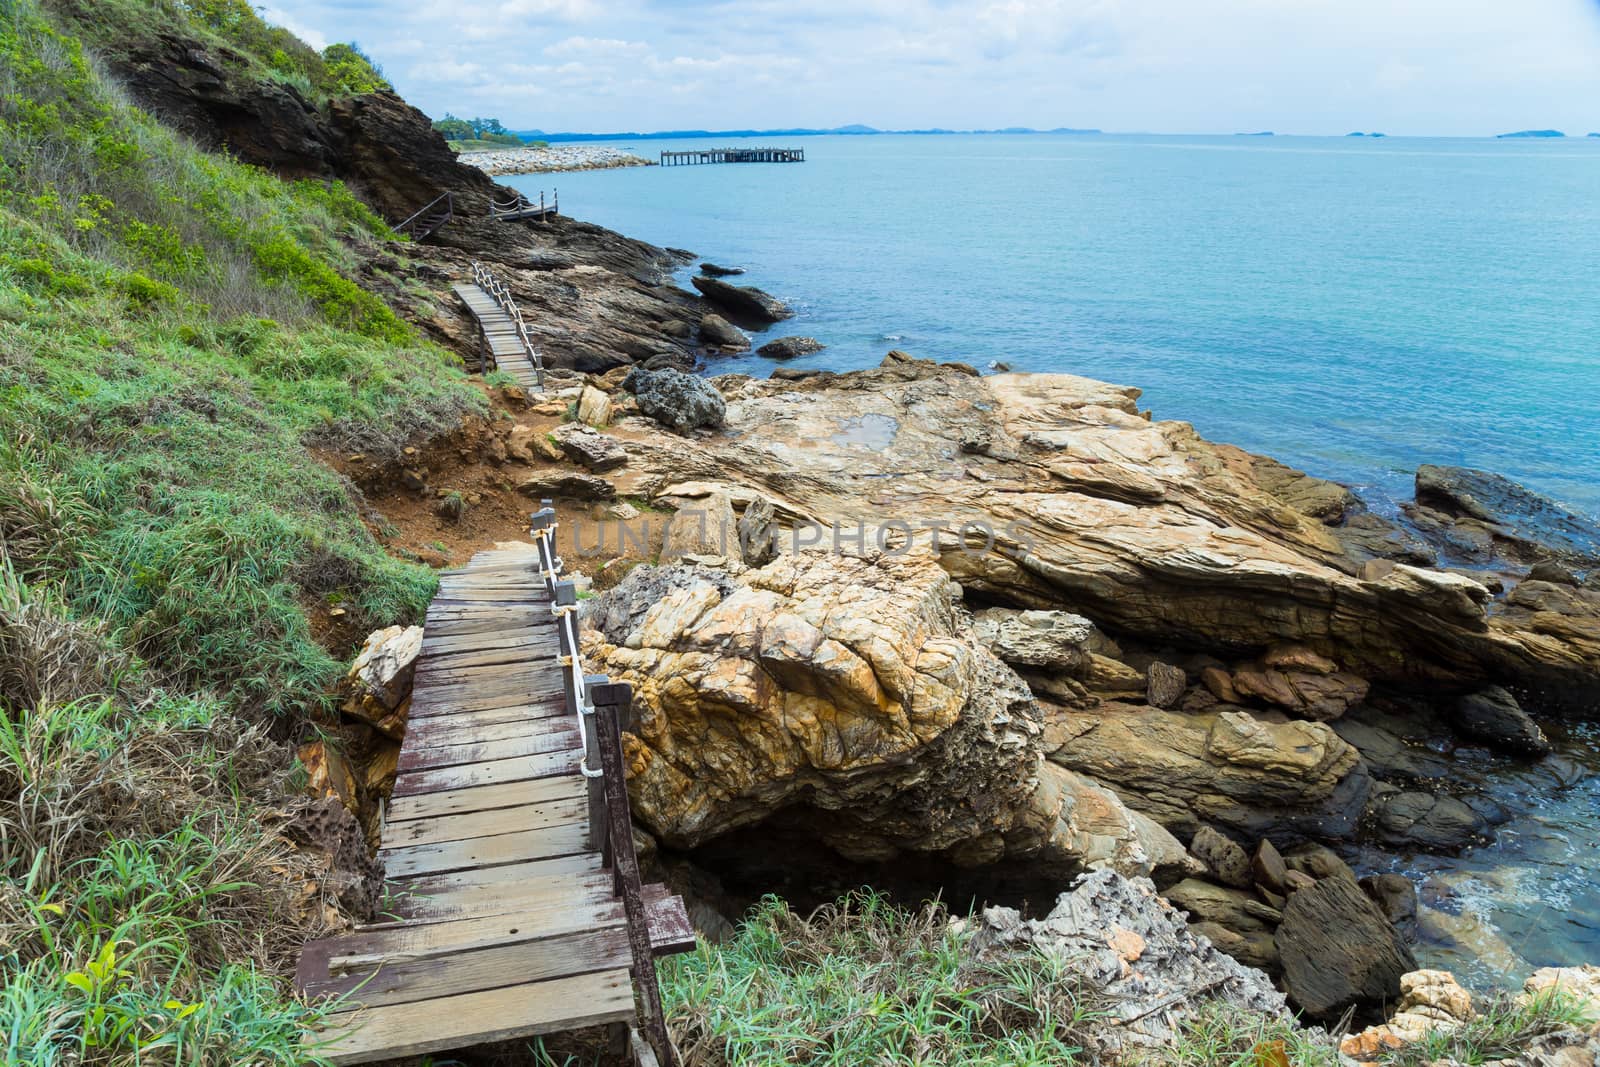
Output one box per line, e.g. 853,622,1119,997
457,143,655,175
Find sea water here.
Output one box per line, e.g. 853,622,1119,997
507,132,1600,519
507,133,1600,984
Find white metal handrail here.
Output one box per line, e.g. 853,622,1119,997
468,260,546,389
529,505,602,779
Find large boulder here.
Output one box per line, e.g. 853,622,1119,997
579,553,1179,880
757,336,826,360
1453,686,1551,756
660,493,738,562
969,870,1286,1058
970,608,1102,673
697,314,749,351
1275,875,1417,1019
1047,703,1369,842
622,367,726,431
690,275,795,323
339,625,422,739
1412,464,1600,565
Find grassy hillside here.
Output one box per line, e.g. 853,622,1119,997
0,0,476,1060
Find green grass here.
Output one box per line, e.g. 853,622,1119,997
662,891,1104,1065
0,3,478,1060
43,0,390,101
1151,1003,1339,1066
1,0,482,716
1382,989,1596,1066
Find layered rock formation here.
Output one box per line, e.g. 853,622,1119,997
602,359,1600,714
579,554,1189,881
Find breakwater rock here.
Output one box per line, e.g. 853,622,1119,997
458,144,654,175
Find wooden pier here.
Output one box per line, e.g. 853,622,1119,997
297,510,692,1065
658,146,804,165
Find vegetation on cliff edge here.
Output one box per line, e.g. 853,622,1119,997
0,0,475,1060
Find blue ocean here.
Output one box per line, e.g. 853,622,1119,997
508,133,1600,520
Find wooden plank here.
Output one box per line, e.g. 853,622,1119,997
386,775,584,824
406,684,565,718
399,726,580,772
403,699,568,732
381,796,586,848
313,968,634,1065
420,626,555,657
305,925,632,1008
391,852,599,892
407,713,571,749
419,642,556,673
377,819,590,878
325,896,626,970
391,748,583,799
379,867,613,923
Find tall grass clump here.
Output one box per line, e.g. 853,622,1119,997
663,891,1105,1065
0,562,333,1064
0,0,482,715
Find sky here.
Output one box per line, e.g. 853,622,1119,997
260,1,1600,136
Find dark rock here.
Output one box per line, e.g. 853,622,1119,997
1413,464,1600,565
1146,662,1187,708
1275,875,1416,1019
555,426,628,473
690,275,794,323
1453,686,1550,756
1284,844,1356,883
1164,878,1279,971
770,367,824,381
661,319,693,339
1190,826,1252,888
622,368,726,431
283,796,384,921
1528,560,1579,586
757,336,826,360
1359,873,1419,937
736,496,778,566
1251,839,1288,894
517,471,615,501
698,262,745,277
698,313,749,350
1370,790,1485,850
1284,870,1316,893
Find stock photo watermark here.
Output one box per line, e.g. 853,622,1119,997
565,509,1038,558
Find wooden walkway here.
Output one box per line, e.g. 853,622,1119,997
454,261,545,389
659,146,803,165
298,513,691,1065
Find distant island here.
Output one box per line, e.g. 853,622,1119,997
1234,131,1274,136
1497,129,1565,138
1590,133,1600,138
1346,131,1386,138
511,124,1102,143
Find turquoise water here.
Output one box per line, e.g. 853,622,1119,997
507,133,1600,518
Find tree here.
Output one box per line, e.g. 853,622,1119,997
432,113,474,141
321,42,390,95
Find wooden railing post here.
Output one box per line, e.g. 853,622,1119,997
583,672,609,856
590,682,676,1067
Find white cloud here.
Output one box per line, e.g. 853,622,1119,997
257,0,1600,136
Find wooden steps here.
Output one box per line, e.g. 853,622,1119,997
297,543,693,1065
453,282,544,388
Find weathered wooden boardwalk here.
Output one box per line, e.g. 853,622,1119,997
298,510,691,1065
454,260,546,388
659,146,804,165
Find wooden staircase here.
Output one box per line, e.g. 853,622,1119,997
394,191,454,241
297,510,691,1065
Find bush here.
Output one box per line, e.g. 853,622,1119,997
321,42,388,95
